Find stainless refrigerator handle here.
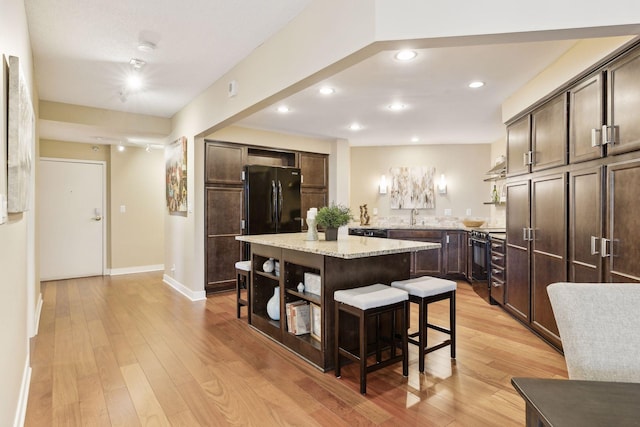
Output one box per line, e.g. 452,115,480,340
277,180,283,223
271,180,277,224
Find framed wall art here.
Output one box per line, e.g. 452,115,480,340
7,55,34,214
166,136,188,213
389,166,435,209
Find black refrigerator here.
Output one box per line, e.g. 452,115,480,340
244,165,302,235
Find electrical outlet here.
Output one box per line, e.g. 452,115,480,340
466,208,472,216
444,208,452,216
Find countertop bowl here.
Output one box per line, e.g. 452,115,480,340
462,219,485,228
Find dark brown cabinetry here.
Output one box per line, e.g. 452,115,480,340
204,141,328,294
605,159,640,283
507,94,567,177
505,180,531,323
530,173,566,348
606,49,640,156
507,116,531,177
569,72,604,163
443,231,466,276
568,166,603,282
387,229,465,279
505,174,566,348
504,41,640,350
299,152,328,230
531,94,567,172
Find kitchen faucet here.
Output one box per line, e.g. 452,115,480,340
410,208,419,226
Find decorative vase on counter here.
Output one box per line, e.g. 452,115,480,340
325,227,338,241
266,286,280,320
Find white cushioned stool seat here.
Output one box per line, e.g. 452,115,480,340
391,277,456,298
390,275,456,372
235,260,252,271
334,283,408,310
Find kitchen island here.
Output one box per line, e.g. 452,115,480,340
236,232,439,371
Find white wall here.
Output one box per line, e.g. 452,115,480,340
350,144,495,224
0,0,37,425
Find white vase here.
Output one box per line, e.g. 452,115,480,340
263,258,275,273
266,286,280,320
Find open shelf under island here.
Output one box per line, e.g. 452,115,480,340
236,232,440,371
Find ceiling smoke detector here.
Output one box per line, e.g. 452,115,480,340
137,40,156,52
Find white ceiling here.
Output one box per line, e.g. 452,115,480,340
25,0,312,117
23,2,632,148
236,40,577,146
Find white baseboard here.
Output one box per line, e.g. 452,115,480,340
109,264,164,276
13,355,31,427
31,293,43,338
163,274,206,301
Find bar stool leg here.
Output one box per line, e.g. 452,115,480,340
359,311,367,394
236,272,242,319
401,301,409,376
450,291,456,359
419,298,427,373
335,305,341,378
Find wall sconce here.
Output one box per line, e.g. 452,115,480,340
438,174,447,194
379,174,388,194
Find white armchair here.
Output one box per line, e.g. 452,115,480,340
547,282,640,382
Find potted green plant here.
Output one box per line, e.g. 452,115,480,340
315,204,353,241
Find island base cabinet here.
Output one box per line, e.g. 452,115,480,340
248,242,411,371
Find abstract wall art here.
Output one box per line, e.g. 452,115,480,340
7,55,34,214
389,166,435,209
166,136,188,213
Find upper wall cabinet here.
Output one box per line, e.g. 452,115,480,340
299,152,328,188
606,47,640,156
205,143,245,185
531,94,568,172
569,72,605,163
506,116,531,176
507,93,568,176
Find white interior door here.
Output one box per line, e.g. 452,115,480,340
39,159,105,280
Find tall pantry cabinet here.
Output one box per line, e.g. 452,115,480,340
505,41,640,350
205,140,329,294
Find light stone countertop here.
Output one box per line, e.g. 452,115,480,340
236,232,440,259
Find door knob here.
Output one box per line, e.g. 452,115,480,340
93,216,102,221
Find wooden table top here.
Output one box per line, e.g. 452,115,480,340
511,377,640,427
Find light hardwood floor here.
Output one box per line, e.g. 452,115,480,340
25,272,567,426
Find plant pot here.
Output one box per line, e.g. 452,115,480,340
325,228,338,241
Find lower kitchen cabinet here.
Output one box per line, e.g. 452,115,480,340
387,229,466,279
490,236,506,305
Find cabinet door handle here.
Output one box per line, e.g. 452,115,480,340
602,125,617,145
601,237,610,258
523,228,528,241
529,228,534,241
591,128,602,147
590,236,599,255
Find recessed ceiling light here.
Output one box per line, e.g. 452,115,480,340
411,137,420,143
468,81,485,88
349,123,362,131
394,50,417,61
276,105,290,113
117,144,125,152
387,103,406,111
319,86,335,95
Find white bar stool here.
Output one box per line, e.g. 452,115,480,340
391,276,456,373
334,284,409,394
235,260,251,321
